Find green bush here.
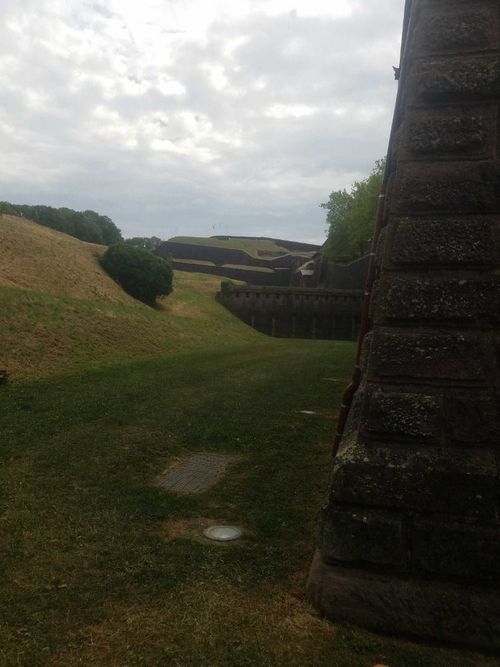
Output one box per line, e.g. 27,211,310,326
100,243,173,305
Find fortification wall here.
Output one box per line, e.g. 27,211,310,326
173,261,292,286
157,241,310,271
217,283,363,340
307,0,500,650
322,254,370,290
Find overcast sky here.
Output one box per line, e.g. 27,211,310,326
0,0,405,243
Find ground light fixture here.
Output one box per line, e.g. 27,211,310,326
202,525,242,542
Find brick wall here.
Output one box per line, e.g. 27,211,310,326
307,0,500,650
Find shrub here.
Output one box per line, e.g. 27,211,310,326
100,243,173,305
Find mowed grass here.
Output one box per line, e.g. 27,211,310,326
0,343,495,666
0,215,261,380
0,219,495,665
0,271,260,380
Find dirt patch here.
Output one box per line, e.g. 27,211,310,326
156,452,242,494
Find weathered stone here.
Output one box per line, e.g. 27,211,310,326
369,330,489,382
319,507,406,568
415,6,497,55
392,162,500,216
389,216,498,267
377,275,499,323
341,382,367,446
411,55,500,103
401,107,496,159
445,392,497,443
365,389,441,439
329,442,497,521
308,0,500,650
306,554,500,651
412,520,500,582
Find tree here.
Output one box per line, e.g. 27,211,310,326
0,201,123,245
321,158,385,259
100,243,173,305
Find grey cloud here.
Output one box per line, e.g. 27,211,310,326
0,0,405,243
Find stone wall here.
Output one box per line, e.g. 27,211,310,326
157,241,310,270
307,0,500,650
217,283,363,340
172,260,292,286
322,254,370,290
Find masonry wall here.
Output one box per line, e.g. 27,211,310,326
322,254,370,290
157,241,310,270
307,0,500,649
217,283,363,340
172,261,292,286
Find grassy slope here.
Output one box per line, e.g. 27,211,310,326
0,217,493,665
0,215,260,380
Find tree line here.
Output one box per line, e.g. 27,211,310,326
0,201,123,245
321,159,385,260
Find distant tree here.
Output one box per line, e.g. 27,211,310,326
100,243,173,305
0,201,123,245
83,210,123,244
124,236,163,251
321,159,385,259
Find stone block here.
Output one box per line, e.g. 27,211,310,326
377,275,499,324
411,55,500,104
392,162,500,216
389,216,498,267
412,520,500,582
369,330,489,382
306,554,500,650
365,389,441,439
401,107,496,160
319,507,405,568
340,382,367,449
445,392,497,443
415,5,497,55
329,441,497,521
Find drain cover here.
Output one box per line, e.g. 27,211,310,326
157,453,239,494
203,525,242,542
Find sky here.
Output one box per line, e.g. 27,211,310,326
0,0,405,244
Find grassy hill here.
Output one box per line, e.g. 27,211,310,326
0,215,260,379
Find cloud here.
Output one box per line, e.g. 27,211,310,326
0,0,405,243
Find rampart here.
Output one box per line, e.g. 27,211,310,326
210,235,320,252
217,283,363,340
157,241,310,270
172,260,292,286
322,254,370,290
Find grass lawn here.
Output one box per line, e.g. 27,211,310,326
0,340,495,666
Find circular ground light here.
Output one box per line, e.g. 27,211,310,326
203,525,242,542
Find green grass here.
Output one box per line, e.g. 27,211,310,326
0,339,494,666
222,263,275,273
0,272,261,380
174,259,216,266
